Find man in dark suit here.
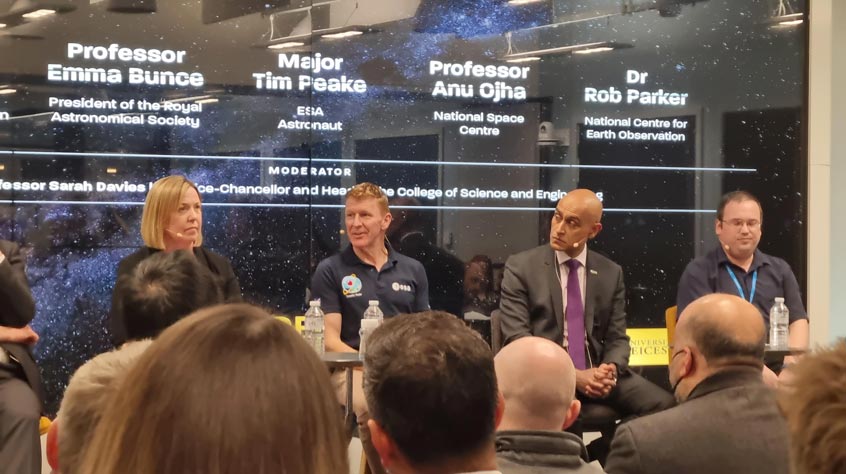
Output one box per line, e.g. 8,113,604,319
604,293,790,474
0,240,43,474
499,189,674,461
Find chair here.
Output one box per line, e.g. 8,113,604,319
39,416,51,435
665,306,678,364
490,309,503,354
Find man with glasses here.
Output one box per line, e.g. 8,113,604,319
676,191,808,383
604,294,790,474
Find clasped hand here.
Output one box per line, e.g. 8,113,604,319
576,363,617,398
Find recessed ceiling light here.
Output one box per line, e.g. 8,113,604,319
768,13,804,27
21,8,56,19
321,30,363,40
267,41,305,50
501,42,629,61
573,46,615,55
505,57,541,63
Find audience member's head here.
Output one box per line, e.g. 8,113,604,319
464,255,494,299
495,336,580,432
779,341,846,474
672,294,766,402
78,303,348,474
363,311,502,474
119,250,223,340
55,339,153,474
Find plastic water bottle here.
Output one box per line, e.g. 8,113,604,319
359,300,384,355
304,300,325,355
769,297,789,348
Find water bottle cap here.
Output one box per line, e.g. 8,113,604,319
309,300,321,307
775,297,785,303
368,300,379,306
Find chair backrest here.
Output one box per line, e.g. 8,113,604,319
665,305,678,364
491,309,503,354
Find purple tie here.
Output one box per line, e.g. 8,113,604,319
565,259,587,369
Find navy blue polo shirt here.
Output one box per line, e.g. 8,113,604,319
676,246,807,327
310,244,430,349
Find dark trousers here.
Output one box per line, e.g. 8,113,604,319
595,370,676,419
0,364,41,474
570,371,675,464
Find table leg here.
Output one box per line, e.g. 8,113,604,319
345,367,355,435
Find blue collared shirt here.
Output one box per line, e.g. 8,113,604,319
311,244,430,349
676,246,807,326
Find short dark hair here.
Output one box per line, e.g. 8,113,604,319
717,190,762,221
688,316,765,366
363,311,497,468
119,250,223,340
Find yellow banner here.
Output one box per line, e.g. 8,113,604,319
626,328,670,366
275,315,305,334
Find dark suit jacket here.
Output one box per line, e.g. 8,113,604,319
0,240,45,408
604,367,790,474
109,246,242,346
499,245,630,372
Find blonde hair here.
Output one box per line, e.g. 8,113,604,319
140,176,202,249
56,340,152,474
347,182,389,214
779,341,846,474
78,304,349,474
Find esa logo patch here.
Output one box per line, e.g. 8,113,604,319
392,282,412,292
342,274,363,296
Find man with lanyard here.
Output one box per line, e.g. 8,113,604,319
676,190,808,384
311,182,430,474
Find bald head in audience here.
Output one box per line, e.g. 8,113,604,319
495,336,580,431
671,293,766,402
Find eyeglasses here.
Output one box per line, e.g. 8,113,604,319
720,219,761,230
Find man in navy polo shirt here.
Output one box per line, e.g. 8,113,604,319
676,190,808,385
311,182,429,474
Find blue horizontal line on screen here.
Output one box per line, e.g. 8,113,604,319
3,150,756,173
0,200,718,213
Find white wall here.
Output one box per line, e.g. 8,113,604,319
809,0,846,344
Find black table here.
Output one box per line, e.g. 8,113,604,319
764,346,807,364
321,352,364,435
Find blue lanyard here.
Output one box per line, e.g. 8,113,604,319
725,266,757,303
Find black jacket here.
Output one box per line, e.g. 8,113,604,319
499,245,631,372
0,240,45,409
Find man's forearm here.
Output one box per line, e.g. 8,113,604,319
326,334,358,353
783,319,810,365
788,319,809,349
